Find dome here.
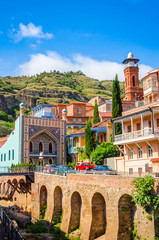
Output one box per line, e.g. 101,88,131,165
62,108,67,113
127,52,134,58
19,103,25,107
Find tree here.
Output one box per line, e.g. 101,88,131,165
112,74,123,135
85,118,95,157
90,142,119,165
93,100,100,124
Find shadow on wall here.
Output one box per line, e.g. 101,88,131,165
118,194,136,240
89,192,106,240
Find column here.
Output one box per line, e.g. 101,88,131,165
121,120,124,140
141,114,143,136
72,137,74,148
96,132,98,148
113,122,115,142
131,117,133,138
79,136,81,147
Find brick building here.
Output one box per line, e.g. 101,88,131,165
112,55,159,174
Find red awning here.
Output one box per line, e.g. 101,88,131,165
151,158,159,162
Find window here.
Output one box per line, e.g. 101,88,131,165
29,142,33,153
127,106,130,110
138,147,142,158
127,125,131,132
4,153,6,161
138,168,142,174
8,150,10,160
1,154,3,161
78,118,81,122
39,142,43,153
136,123,141,130
132,76,135,86
149,121,151,128
12,150,14,160
73,118,76,122
129,168,133,175
49,143,52,153
129,148,133,159
145,163,149,173
77,107,81,113
157,119,159,127
148,145,152,158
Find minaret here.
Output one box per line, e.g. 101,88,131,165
123,52,142,101
62,108,67,121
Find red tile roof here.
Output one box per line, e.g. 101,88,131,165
69,120,108,135
0,136,9,148
99,112,112,117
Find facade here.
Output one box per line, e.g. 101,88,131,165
68,120,112,162
0,103,66,166
112,54,159,174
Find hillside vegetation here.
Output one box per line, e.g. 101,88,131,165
0,71,126,114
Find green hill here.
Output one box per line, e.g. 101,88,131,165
0,71,125,114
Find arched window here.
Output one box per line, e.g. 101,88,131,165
49,143,52,153
132,76,135,86
29,142,33,153
39,142,43,153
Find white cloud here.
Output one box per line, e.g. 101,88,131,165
10,23,53,42
18,51,152,81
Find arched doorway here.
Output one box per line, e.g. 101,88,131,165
49,159,52,164
118,194,135,240
89,192,106,240
52,186,62,224
69,192,82,232
40,185,47,220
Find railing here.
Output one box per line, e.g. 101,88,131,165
114,127,153,142
0,206,24,240
0,166,74,176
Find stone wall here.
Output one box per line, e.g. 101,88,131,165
31,173,159,240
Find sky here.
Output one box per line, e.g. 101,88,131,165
0,0,159,81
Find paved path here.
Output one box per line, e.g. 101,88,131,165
0,220,5,240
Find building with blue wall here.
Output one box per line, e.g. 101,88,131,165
0,103,66,167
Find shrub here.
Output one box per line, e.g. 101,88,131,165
26,221,48,233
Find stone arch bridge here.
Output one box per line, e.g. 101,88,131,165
0,173,159,240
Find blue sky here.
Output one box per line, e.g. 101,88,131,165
0,0,158,80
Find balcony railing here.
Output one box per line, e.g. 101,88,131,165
114,127,153,142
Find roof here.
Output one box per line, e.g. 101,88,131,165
122,53,139,64
32,104,53,112
99,112,112,118
0,136,9,148
69,120,108,135
150,158,159,162
141,68,159,81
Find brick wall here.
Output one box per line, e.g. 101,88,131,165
31,173,159,240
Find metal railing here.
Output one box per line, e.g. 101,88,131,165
0,206,24,240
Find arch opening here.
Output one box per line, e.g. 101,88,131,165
49,159,52,164
49,143,52,153
40,185,47,219
52,186,63,224
89,192,106,240
69,191,82,233
118,194,136,240
29,141,33,153
132,76,135,86
39,142,43,153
